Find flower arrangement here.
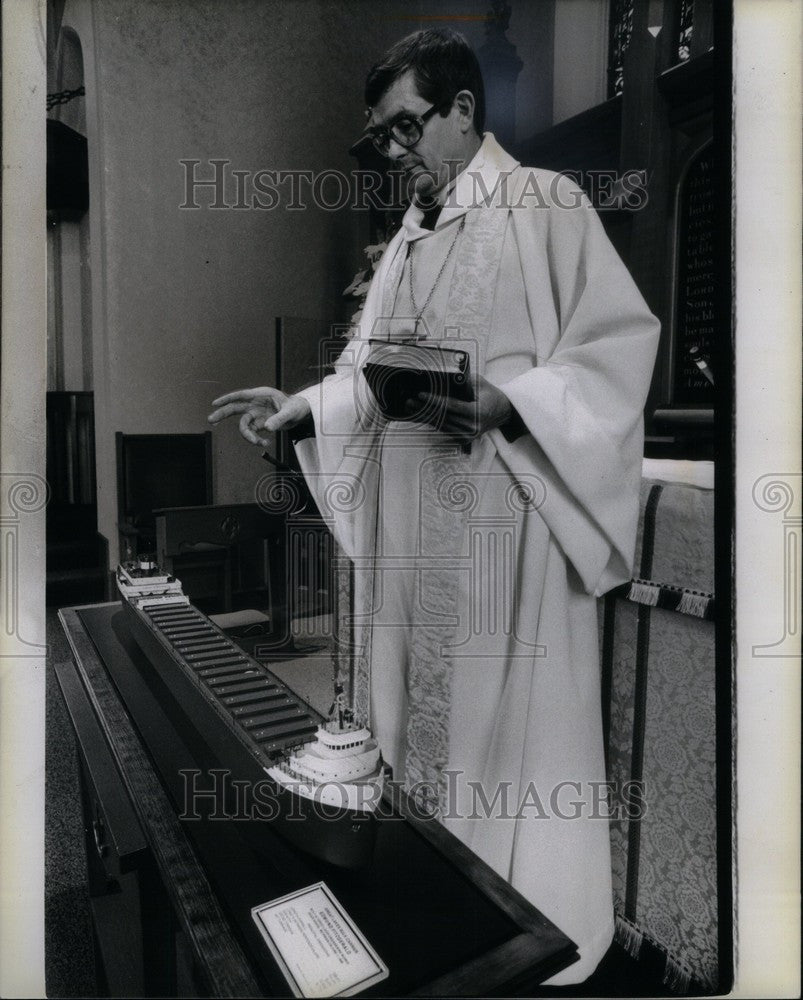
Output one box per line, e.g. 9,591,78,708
342,242,387,325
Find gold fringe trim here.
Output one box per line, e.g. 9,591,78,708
615,915,701,994
614,914,644,959
677,590,710,617
627,580,660,606
663,952,694,993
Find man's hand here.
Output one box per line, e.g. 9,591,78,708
208,387,312,447
408,373,514,443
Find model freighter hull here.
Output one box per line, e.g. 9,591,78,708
120,594,379,869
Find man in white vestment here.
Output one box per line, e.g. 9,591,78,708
209,29,660,984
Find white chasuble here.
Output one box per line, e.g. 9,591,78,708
294,134,660,984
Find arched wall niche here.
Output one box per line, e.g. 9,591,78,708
666,137,715,407
53,25,86,135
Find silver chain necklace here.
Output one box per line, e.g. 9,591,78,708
407,216,465,336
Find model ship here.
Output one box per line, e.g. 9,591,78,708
116,559,386,868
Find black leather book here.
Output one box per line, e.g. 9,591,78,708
362,339,473,423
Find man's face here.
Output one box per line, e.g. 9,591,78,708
368,70,467,204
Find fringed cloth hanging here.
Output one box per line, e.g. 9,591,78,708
619,577,715,620
614,914,700,995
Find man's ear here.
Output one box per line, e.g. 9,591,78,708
453,89,476,132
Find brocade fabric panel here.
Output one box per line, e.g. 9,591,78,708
633,480,715,595
636,609,717,987
603,474,718,991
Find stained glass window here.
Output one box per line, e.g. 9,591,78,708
608,0,634,97
673,144,715,405
678,0,695,61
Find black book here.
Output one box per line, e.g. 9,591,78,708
362,339,473,423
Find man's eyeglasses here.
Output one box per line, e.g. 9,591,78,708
365,100,452,156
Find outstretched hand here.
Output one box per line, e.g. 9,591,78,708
208,387,312,447
408,373,513,443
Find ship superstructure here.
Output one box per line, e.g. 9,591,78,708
269,719,384,812
117,559,188,606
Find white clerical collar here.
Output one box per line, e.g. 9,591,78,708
401,204,445,241
401,174,461,242
400,133,520,241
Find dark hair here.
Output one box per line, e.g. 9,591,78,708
365,28,485,135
